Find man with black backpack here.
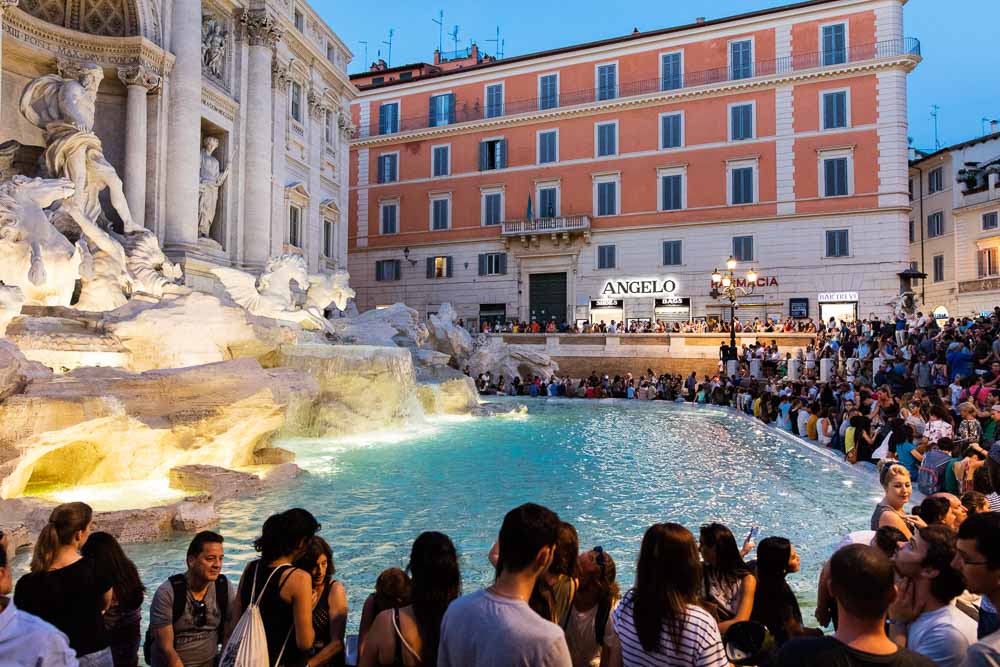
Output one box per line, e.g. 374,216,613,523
147,531,235,667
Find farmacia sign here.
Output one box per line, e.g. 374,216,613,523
600,278,678,299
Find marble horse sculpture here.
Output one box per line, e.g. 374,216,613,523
304,269,355,318
212,254,334,333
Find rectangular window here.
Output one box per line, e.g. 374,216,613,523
375,259,400,282
290,82,302,123
378,102,399,134
984,212,999,230
399,72,413,80
733,235,754,262
325,110,334,144
596,180,617,216
826,229,849,257
928,167,944,193
933,254,944,282
927,212,944,238
324,219,336,258
824,157,849,197
377,153,398,184
432,145,450,177
909,178,914,201
730,104,753,141
538,187,558,218
485,84,504,118
483,192,503,226
596,122,617,157
661,174,683,211
372,76,384,85
327,44,336,63
294,8,304,31
429,93,454,127
288,206,302,247
431,197,449,231
822,91,848,129
731,166,755,205
597,63,617,101
597,244,616,269
426,256,453,279
661,113,682,149
661,52,682,91
538,130,558,164
479,139,507,171
730,40,753,80
539,74,559,110
662,240,682,266
980,248,999,278
380,203,398,235
909,219,915,243
479,252,507,276
822,23,847,66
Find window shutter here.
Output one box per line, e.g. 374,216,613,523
824,161,834,196
378,107,386,134
478,254,487,276
377,156,384,184
448,93,456,123
823,94,833,128
609,246,616,268
500,253,507,275
428,97,435,126
426,257,434,279
392,260,401,280
499,140,507,168
375,261,383,281
479,142,488,171
446,256,453,278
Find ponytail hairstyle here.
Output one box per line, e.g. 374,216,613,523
31,502,93,573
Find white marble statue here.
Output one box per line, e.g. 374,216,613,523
305,269,355,317
202,17,227,79
198,136,229,239
20,62,141,232
0,285,24,337
212,254,333,333
427,302,473,366
468,333,559,382
0,176,91,306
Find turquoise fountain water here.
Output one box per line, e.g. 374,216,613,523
123,398,881,630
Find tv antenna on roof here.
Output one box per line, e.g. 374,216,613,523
486,26,505,59
449,25,460,53
382,28,395,67
931,104,941,149
359,40,368,70
432,11,444,54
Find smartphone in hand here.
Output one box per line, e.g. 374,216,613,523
745,526,760,544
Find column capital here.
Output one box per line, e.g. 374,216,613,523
117,64,162,92
240,9,282,48
308,87,328,120
271,59,290,90
0,0,18,12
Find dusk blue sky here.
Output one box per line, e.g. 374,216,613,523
316,0,999,152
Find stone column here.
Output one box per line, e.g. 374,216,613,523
0,1,18,115
241,10,281,267
307,89,324,271
164,0,202,247
118,65,161,228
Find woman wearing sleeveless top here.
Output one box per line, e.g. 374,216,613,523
294,536,348,667
871,464,925,540
234,508,319,667
359,531,460,667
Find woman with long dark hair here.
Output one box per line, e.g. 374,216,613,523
699,523,756,636
565,546,619,667
749,536,819,647
14,502,114,666
81,532,145,667
529,521,579,625
232,508,319,667
294,536,348,667
360,531,461,666
606,523,727,666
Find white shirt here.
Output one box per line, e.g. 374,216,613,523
907,603,977,667
0,599,78,666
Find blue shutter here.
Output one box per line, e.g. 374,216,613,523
379,106,387,134
445,256,453,278
478,254,487,276
499,253,507,275
426,257,434,279
825,160,836,196
662,53,681,90
448,93,456,123
479,142,488,171
823,93,835,129
498,139,507,168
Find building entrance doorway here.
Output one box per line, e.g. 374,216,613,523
529,272,567,325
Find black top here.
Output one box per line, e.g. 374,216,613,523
239,561,305,667
14,557,113,657
311,580,345,667
775,636,936,666
750,580,803,646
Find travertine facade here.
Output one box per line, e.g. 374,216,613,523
0,0,353,292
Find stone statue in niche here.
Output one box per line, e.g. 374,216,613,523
198,136,229,240
202,16,227,79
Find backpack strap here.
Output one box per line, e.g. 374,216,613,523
169,573,187,624
215,574,228,645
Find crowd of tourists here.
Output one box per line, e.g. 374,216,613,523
4,497,1000,667
477,316,820,335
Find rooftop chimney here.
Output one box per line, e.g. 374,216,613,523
992,120,999,134
695,16,706,23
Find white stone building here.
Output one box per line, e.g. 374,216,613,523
0,0,353,291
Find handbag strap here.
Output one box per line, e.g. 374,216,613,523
251,562,292,608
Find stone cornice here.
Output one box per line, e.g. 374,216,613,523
203,84,239,123
351,55,921,148
239,9,282,49
5,8,173,79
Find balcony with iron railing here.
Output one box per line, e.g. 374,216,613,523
355,37,920,140
501,215,591,236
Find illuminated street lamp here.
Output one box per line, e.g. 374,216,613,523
710,258,758,367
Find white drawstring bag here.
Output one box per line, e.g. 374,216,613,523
871,430,892,461
219,563,291,667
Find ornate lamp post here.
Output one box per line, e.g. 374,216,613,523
710,256,757,364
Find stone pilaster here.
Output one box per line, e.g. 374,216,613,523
0,0,18,115
164,0,202,248
118,65,161,228
307,89,325,270
241,9,281,267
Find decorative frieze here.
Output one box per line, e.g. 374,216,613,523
201,15,228,80
240,10,281,48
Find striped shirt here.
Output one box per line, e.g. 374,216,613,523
988,493,1000,513
611,591,727,667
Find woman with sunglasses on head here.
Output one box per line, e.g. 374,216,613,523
564,546,619,667
699,524,756,636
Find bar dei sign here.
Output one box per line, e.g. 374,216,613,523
599,277,679,299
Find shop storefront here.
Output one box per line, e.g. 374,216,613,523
818,291,859,322
654,297,691,323
589,298,623,325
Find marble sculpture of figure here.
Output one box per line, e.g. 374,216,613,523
198,136,229,239
305,269,355,316
212,254,335,333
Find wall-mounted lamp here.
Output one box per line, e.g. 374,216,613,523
403,246,418,266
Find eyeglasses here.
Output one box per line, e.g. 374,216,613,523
593,546,607,579
191,598,208,627
955,550,991,567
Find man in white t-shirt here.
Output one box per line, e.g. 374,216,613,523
890,526,976,667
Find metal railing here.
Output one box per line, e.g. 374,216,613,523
501,215,591,235
356,37,920,139
438,47,474,62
